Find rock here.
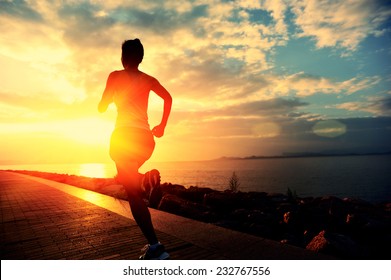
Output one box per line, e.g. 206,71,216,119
160,183,186,193
203,192,244,211
343,197,377,216
160,184,218,203
343,197,373,207
158,194,214,222
277,202,296,214
247,210,274,224
300,196,348,232
316,196,348,219
299,197,314,204
383,202,391,213
267,193,287,203
248,223,275,238
231,208,250,221
242,191,271,209
283,211,292,224
280,233,303,247
297,201,328,232
303,229,318,245
188,186,216,194
248,191,268,199
346,213,366,227
280,210,305,242
180,186,217,203
364,218,390,232
306,230,362,259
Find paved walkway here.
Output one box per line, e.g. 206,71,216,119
0,171,330,260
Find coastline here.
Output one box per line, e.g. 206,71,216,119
4,169,391,259
215,151,391,161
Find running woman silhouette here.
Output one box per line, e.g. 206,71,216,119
98,38,172,259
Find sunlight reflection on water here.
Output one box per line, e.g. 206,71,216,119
79,163,113,178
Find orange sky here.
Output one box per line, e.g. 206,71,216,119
1,1,390,165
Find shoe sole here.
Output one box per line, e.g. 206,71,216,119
153,252,170,260
139,252,170,260
148,169,160,189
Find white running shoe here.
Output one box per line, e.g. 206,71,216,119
139,243,170,260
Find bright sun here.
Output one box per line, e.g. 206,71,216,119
59,117,113,145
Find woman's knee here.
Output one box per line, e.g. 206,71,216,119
115,162,138,183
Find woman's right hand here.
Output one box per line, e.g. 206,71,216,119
152,124,165,138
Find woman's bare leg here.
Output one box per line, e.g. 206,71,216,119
115,161,158,245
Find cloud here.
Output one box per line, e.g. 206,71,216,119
224,72,382,99
0,53,86,109
279,72,381,96
290,0,391,52
0,0,42,21
1,0,390,162
220,97,308,116
57,2,117,47
2,0,381,110
167,107,391,158
166,97,309,142
291,116,391,154
337,95,391,116
57,2,209,48
0,89,100,124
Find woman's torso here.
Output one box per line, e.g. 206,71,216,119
111,70,157,131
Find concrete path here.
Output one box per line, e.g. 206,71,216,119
0,171,330,260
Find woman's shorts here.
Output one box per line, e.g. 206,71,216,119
109,127,155,167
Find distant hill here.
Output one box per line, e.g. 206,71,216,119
215,151,391,161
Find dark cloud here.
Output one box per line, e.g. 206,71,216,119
58,2,208,47
110,4,208,33
167,97,310,141
171,95,391,156
58,2,116,47
339,95,391,117
170,98,308,123
370,96,391,116
276,116,391,154
222,98,308,116
0,0,42,21
381,96,391,109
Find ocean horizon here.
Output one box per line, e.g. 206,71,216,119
1,154,390,203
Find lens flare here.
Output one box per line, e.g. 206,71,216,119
312,120,346,138
252,122,281,138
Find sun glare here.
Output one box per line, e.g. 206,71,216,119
59,117,113,145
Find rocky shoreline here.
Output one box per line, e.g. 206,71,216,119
8,170,391,259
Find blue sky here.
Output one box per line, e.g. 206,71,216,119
0,0,390,163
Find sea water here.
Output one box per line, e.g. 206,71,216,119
1,155,390,203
